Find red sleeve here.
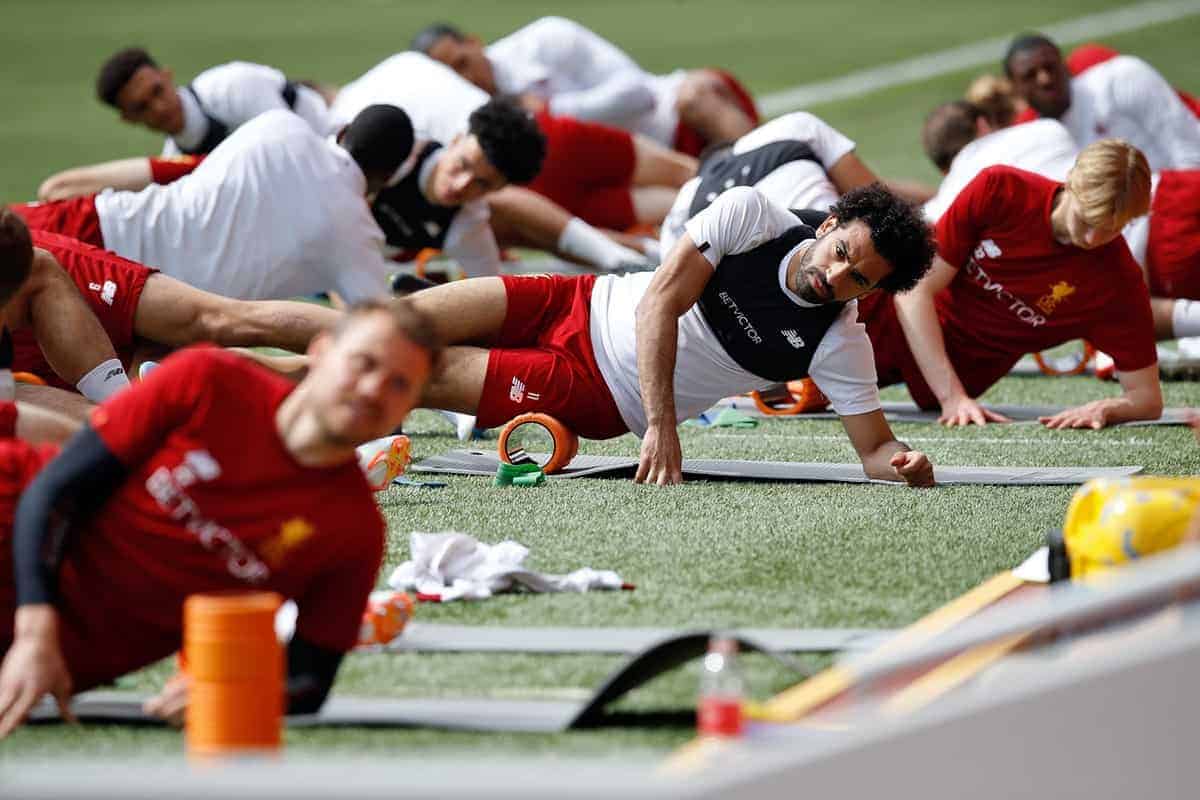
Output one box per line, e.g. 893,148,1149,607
935,168,1003,268
89,346,216,466
148,155,204,184
1066,44,1120,76
294,512,385,652
1012,107,1039,124
1085,248,1158,373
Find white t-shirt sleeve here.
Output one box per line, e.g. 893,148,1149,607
682,186,800,266
808,301,882,416
1109,57,1200,169
442,200,502,278
192,62,293,127
764,112,857,168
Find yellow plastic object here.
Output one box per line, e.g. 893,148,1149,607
1061,477,1200,580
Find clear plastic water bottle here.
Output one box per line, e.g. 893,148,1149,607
697,635,745,737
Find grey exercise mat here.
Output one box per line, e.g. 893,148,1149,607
413,450,1142,485
385,624,893,654
29,631,804,733
718,396,1194,426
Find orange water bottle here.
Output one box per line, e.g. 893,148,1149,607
697,635,745,737
184,591,284,757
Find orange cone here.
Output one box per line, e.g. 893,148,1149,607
184,591,284,757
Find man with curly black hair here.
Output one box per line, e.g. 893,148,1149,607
402,183,938,486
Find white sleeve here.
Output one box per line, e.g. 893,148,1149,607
525,17,657,123
1111,58,1200,169
682,186,800,266
765,112,857,168
332,234,395,305
191,63,293,130
807,301,882,416
442,200,502,278
658,177,699,258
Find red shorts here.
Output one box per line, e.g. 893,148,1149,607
8,196,104,248
478,274,628,440
1146,170,1200,298
13,231,156,391
527,112,638,230
148,154,204,184
0,435,60,647
672,70,761,157
856,293,1015,410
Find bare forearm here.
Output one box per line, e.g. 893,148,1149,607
862,439,910,481
635,300,679,428
37,158,152,202
894,290,966,404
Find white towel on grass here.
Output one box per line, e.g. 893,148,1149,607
387,532,625,602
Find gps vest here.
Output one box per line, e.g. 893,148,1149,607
178,81,301,155
696,224,843,382
370,143,461,251
688,140,821,218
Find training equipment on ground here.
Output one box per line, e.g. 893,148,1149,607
750,379,829,416
716,397,1196,426
494,460,547,487
1047,476,1200,581
380,624,893,655
498,412,579,474
355,434,412,492
32,630,812,733
184,592,284,756
414,450,1141,486
357,591,415,647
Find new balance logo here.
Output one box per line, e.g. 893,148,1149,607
973,239,1002,261
781,329,805,349
509,377,526,403
88,280,118,306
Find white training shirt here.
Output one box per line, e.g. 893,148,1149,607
330,52,488,145
590,186,881,437
97,110,394,302
487,16,685,145
329,54,499,277
924,119,1077,221
660,112,855,255
1060,55,1200,171
162,61,332,156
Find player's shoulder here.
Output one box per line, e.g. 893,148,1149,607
971,164,1054,202
522,15,588,38
192,61,280,88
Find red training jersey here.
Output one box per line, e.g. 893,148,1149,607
17,231,157,390
862,166,1156,406
54,347,384,691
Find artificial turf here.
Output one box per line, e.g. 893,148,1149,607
3,0,1200,765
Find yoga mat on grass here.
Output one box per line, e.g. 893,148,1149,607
717,397,1195,426
384,624,893,655
413,450,1142,485
29,632,808,733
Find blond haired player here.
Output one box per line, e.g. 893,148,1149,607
858,140,1163,428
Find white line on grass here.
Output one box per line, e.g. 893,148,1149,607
709,432,1164,447
758,0,1200,115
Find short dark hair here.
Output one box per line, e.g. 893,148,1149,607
96,47,157,107
829,184,935,294
411,22,465,54
468,97,546,185
343,105,415,185
922,101,983,172
1003,33,1060,77
0,209,35,306
336,297,442,371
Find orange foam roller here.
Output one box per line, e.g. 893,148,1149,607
497,412,579,475
184,591,284,756
1033,341,1096,376
750,378,829,416
12,372,46,386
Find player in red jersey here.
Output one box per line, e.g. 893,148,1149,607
0,298,437,737
858,141,1163,428
0,211,340,406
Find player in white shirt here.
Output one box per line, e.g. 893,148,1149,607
414,18,759,156
1003,34,1200,171
402,185,936,486
94,48,332,156
14,105,414,303
332,53,654,273
659,112,880,255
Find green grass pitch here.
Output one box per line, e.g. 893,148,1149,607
3,0,1200,762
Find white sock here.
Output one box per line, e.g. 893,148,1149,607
438,410,478,441
1171,299,1200,338
556,217,650,271
76,358,130,402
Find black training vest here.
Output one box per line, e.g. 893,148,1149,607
371,143,462,251
177,80,301,155
696,224,843,382
687,139,821,218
